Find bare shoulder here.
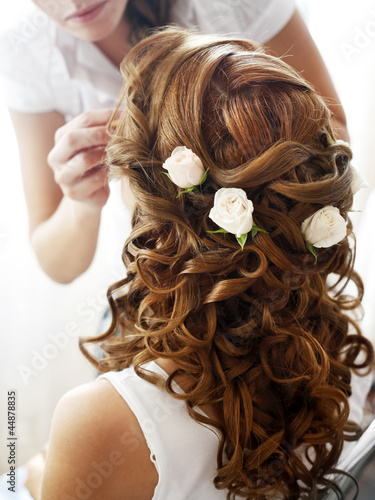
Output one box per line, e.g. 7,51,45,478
49,377,129,439
41,378,158,500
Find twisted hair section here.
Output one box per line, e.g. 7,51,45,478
80,28,374,498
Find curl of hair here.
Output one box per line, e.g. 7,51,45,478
80,28,374,499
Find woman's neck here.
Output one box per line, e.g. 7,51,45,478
94,17,132,68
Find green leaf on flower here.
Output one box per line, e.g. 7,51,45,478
236,233,248,251
197,168,210,186
206,228,229,234
307,242,317,264
176,186,196,198
177,168,210,197
162,172,173,182
251,223,269,239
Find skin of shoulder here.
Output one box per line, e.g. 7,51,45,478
40,378,158,500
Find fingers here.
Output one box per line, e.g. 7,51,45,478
48,109,119,209
54,109,118,143
49,125,109,166
52,146,107,187
88,184,111,207
60,165,109,202
24,452,46,500
41,441,49,458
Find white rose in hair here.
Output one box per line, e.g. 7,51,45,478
351,166,369,194
301,206,347,248
163,146,205,188
209,188,254,238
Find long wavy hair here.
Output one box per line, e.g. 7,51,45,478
80,28,374,499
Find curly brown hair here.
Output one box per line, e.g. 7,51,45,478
80,28,374,499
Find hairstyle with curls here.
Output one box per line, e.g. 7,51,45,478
80,28,374,499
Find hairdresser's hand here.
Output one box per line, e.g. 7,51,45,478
47,109,116,212
24,443,49,500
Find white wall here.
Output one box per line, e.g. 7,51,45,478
305,0,375,199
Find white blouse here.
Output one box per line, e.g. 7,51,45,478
100,362,228,500
0,0,296,118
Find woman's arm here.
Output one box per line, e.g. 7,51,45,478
265,9,349,142
40,380,158,500
9,109,112,283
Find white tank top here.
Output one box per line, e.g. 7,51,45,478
99,361,373,499
99,361,228,500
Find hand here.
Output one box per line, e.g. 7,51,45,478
24,443,48,500
48,109,116,211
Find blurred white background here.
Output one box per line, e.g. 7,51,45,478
0,0,374,472
0,0,125,473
